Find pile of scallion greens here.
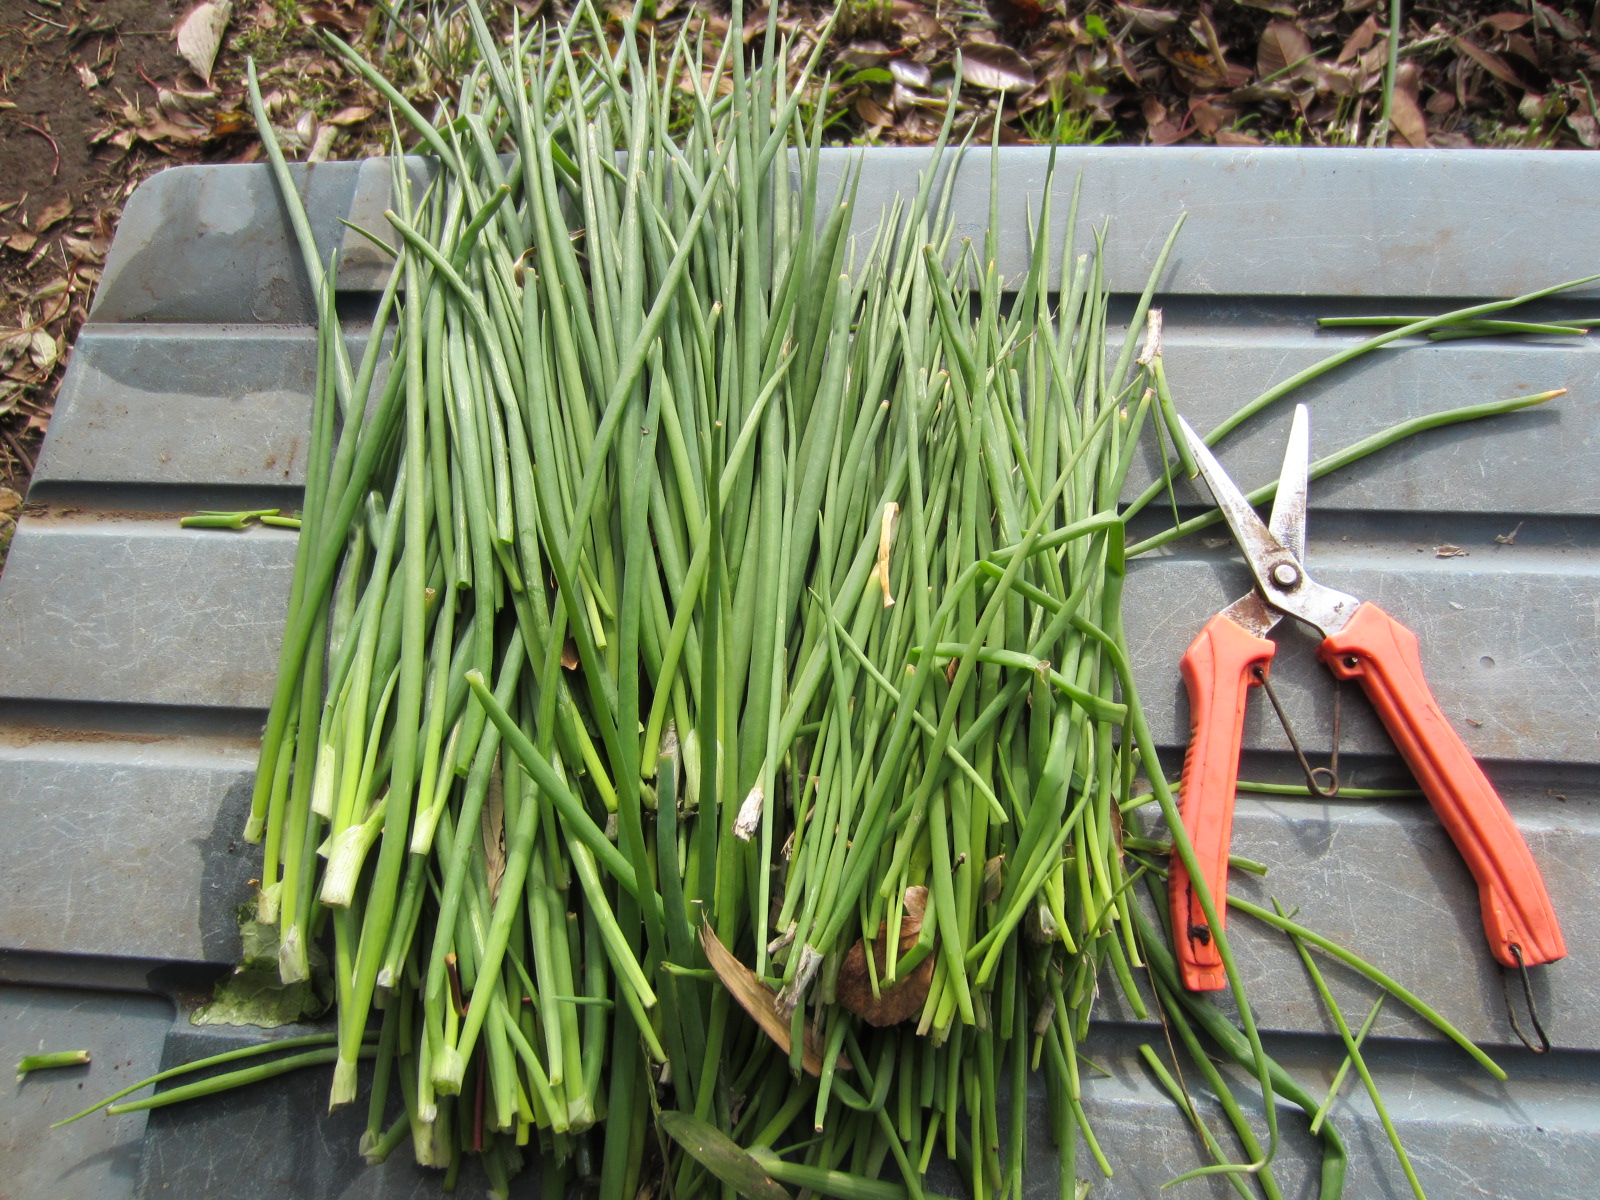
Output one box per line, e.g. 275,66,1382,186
67,3,1585,1196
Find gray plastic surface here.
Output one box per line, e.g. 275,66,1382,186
2,147,1598,1199
2,987,173,1199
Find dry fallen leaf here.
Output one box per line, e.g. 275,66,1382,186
1337,15,1379,63
889,83,926,115
1568,111,1600,147
1504,32,1542,72
77,64,99,89
991,0,1050,29
889,58,931,89
1485,12,1532,33
35,285,71,328
137,117,213,146
175,1,233,86
1434,543,1469,558
300,5,364,36
700,924,836,1076
5,232,38,255
326,105,375,126
34,198,73,233
891,0,942,45
855,95,894,128
1105,36,1144,89
1235,0,1298,16
210,109,250,138
1190,101,1232,137
1148,118,1188,145
62,236,108,264
1454,35,1527,89
1389,61,1429,147
1315,61,1361,98
1114,2,1181,36
960,42,1037,92
1533,3,1583,40
29,330,60,373
1161,42,1215,90
1257,19,1313,82
159,86,218,117
837,40,893,69
836,886,934,1027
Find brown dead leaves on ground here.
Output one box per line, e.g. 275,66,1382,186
0,193,116,494
0,0,165,498
737,0,1600,150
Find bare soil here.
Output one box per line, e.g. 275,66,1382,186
1,0,193,561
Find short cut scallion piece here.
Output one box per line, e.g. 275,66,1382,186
17,1049,89,1078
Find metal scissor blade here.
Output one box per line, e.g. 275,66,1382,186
1268,404,1310,563
1177,415,1300,592
1179,413,1363,637
1219,591,1283,639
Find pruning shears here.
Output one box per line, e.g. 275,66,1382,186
1167,404,1566,1008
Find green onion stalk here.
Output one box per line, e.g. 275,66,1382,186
98,2,1577,1196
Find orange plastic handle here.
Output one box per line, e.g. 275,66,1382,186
1170,613,1277,991
1319,601,1565,968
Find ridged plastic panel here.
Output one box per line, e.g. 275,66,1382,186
2,147,1596,1198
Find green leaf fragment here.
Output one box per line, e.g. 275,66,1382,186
191,905,332,1028
657,1111,792,1200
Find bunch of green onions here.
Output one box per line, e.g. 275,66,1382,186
71,4,1584,1197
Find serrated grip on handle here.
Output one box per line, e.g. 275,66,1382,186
1319,602,1565,968
1170,614,1277,992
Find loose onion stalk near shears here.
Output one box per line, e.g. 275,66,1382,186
71,2,1590,1195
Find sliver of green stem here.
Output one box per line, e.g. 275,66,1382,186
1277,899,1427,1200
1137,1044,1258,1200
53,1034,346,1125
1128,389,1565,557
1312,997,1386,1135
1232,893,1502,1080
1123,276,1599,524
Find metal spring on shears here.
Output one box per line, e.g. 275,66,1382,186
1251,666,1341,798
1503,943,1552,1054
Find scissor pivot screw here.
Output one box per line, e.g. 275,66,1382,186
1271,562,1301,588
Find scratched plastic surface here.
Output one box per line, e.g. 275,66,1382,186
1,148,1597,1199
